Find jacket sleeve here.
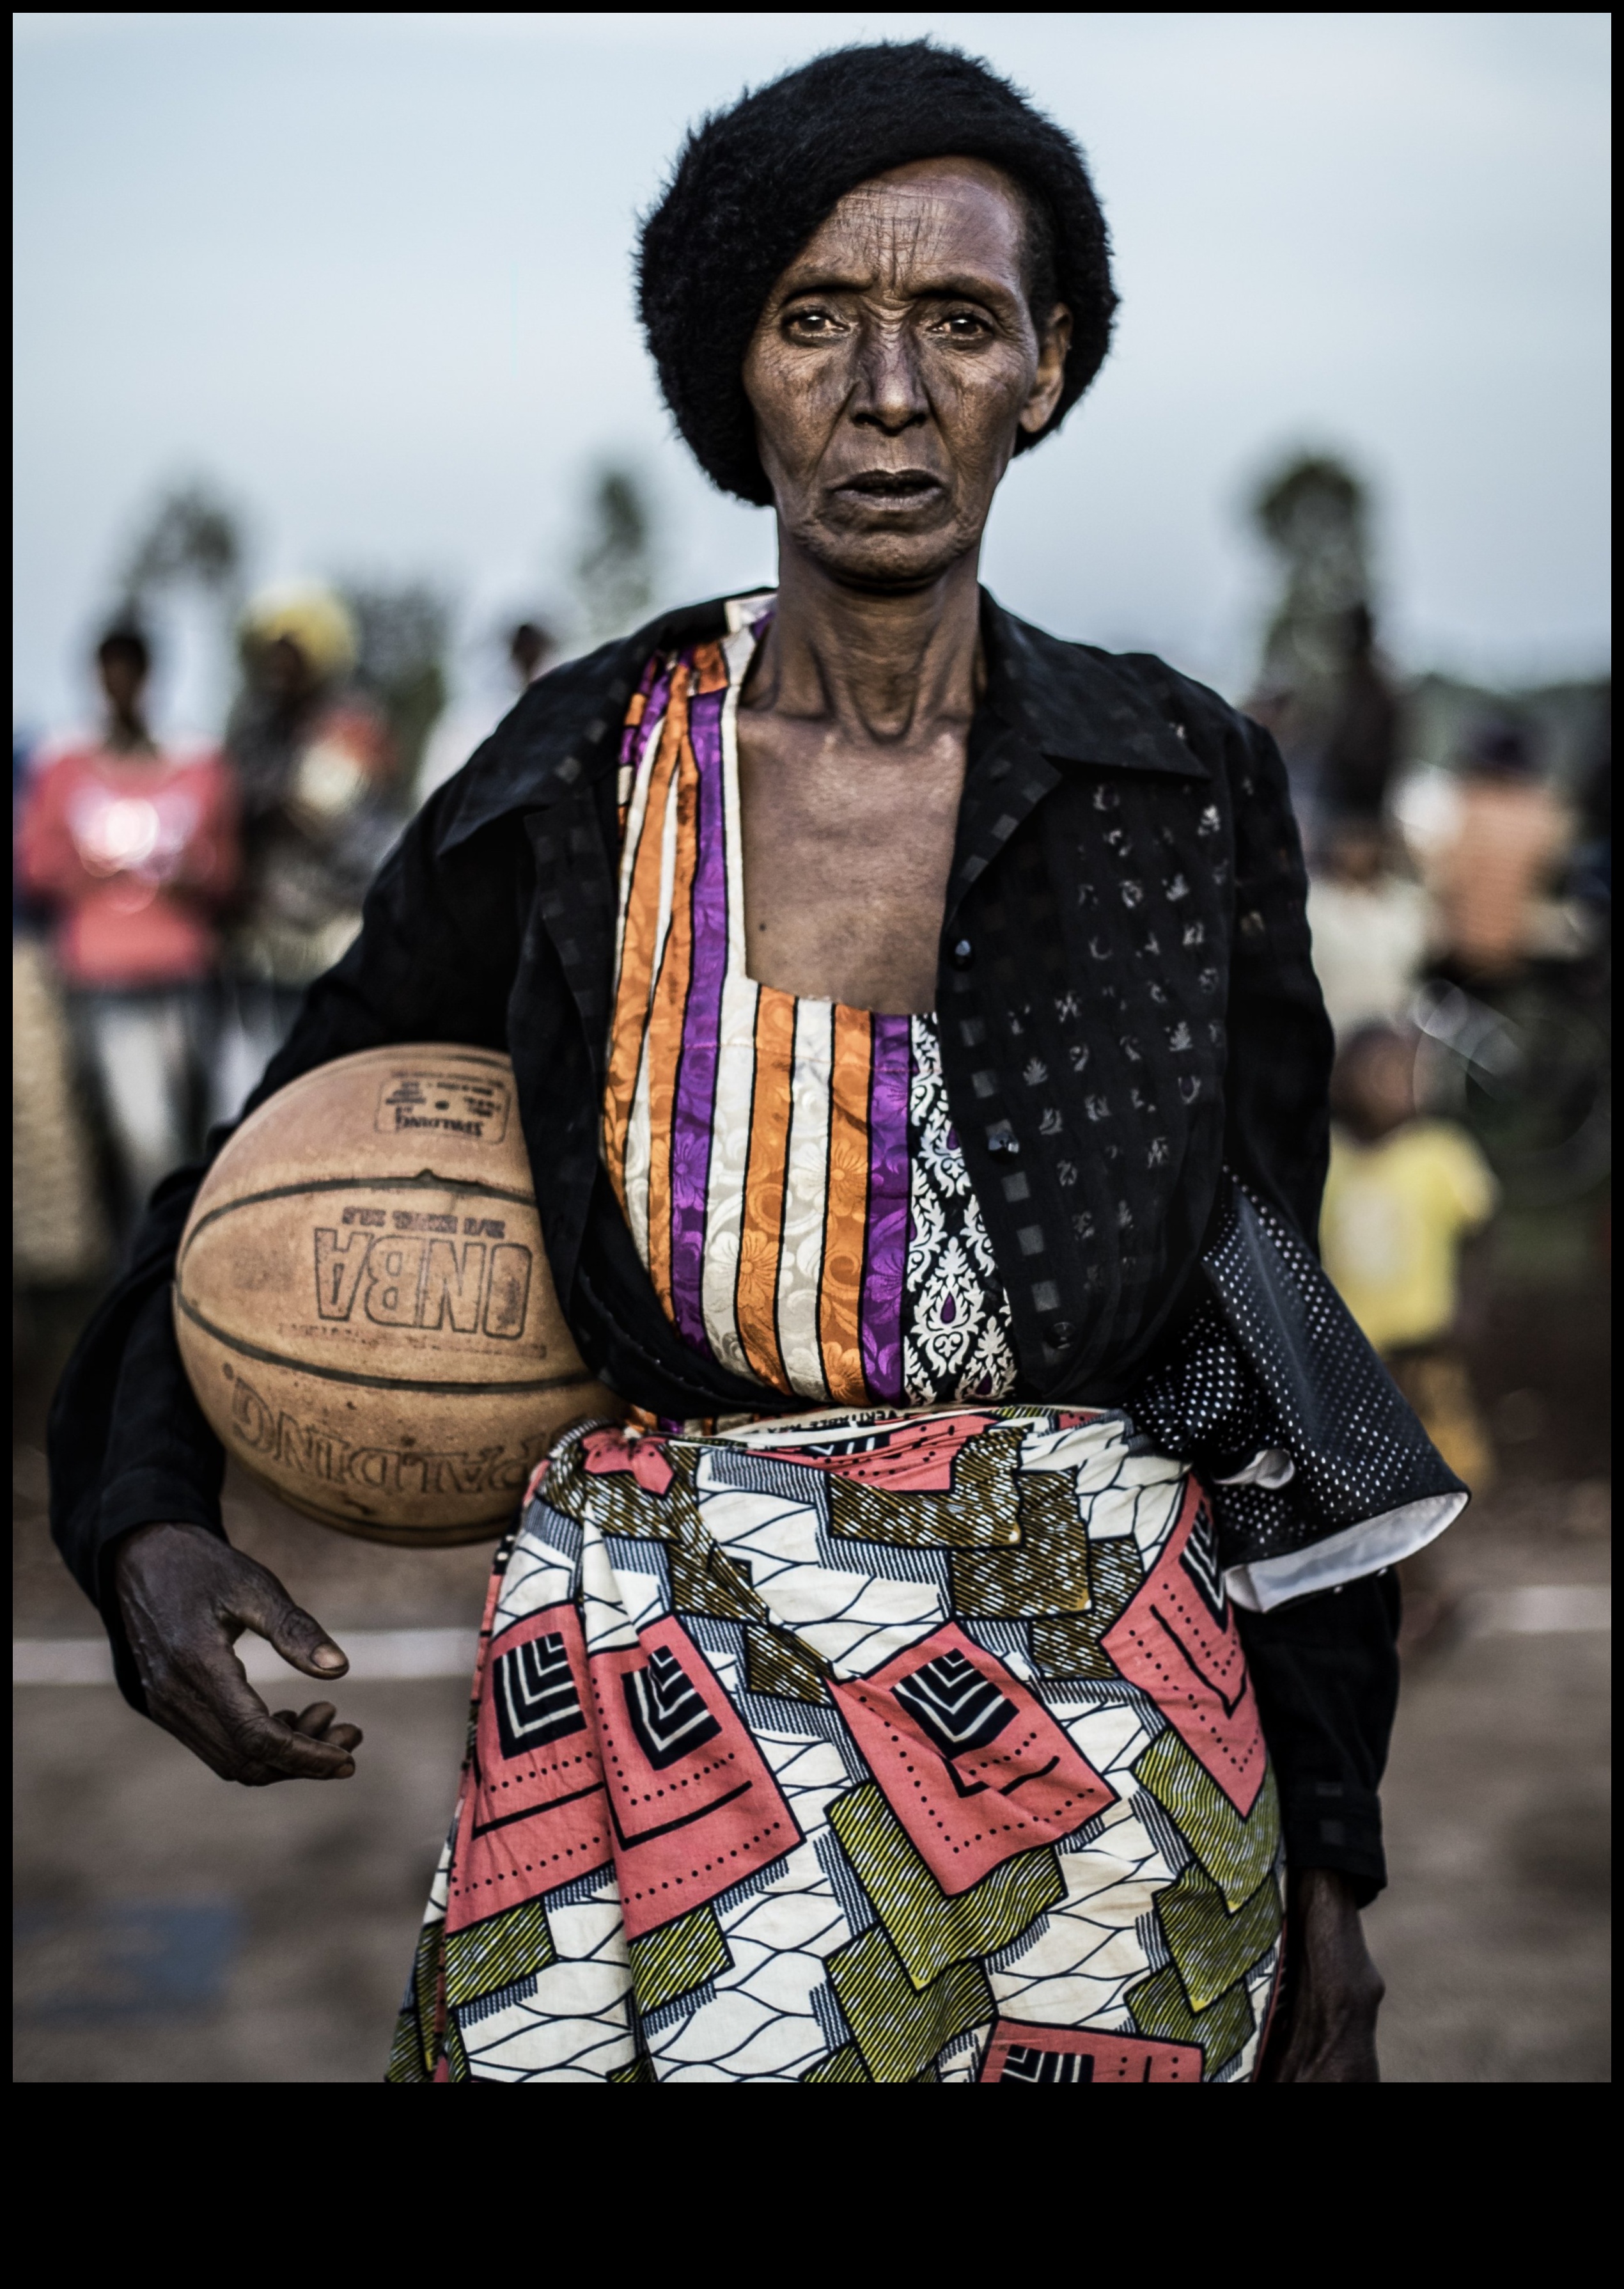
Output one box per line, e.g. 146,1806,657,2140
1213,714,1401,1901
1238,1571,1401,1905
47,787,528,1708
1219,712,1336,1248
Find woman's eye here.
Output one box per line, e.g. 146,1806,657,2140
786,308,838,336
935,311,991,339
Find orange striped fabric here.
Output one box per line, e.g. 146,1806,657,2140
736,984,796,1388
600,595,1014,1415
818,1002,875,1401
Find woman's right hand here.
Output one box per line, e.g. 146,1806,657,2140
113,1520,363,1785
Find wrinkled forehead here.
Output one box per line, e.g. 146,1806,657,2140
772,157,1032,298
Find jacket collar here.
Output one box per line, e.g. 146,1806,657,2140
434,596,733,854
942,594,1209,924
434,586,1205,861
979,595,1209,781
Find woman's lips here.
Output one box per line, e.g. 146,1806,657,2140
834,471,944,503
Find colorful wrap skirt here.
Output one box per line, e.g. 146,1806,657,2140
389,1405,1284,2084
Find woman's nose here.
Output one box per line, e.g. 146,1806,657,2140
850,323,928,435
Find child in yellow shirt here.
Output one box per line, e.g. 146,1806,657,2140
1320,1025,1499,1487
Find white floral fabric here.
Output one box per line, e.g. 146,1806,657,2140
902,1015,1018,1403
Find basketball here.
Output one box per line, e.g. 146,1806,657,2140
173,1043,619,1545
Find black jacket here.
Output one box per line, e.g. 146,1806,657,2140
50,592,1403,1897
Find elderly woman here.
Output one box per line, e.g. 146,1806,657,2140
52,45,1464,2084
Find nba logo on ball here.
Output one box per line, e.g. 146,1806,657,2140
173,1045,618,1544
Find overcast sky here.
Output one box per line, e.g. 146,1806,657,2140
13,10,1612,737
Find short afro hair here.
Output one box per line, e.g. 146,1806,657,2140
637,42,1117,505
97,618,151,676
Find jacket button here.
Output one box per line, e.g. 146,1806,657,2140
1045,1318,1078,1349
949,938,974,970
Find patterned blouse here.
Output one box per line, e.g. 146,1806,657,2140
602,594,1017,1410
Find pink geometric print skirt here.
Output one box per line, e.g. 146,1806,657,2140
389,1405,1283,2083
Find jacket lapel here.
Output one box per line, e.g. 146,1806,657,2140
946,707,1061,927
440,601,735,1085
984,597,1211,782
526,797,618,1088
946,594,1208,926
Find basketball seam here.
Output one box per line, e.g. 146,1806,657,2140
269,1043,511,1096
172,1289,594,1399
179,1172,539,1263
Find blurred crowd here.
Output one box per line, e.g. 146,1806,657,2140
12,460,1612,1538
12,589,554,1286
1300,743,1607,1500
1247,459,1611,1509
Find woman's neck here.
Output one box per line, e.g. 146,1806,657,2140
745,533,984,746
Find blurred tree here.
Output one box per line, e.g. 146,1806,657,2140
1249,453,1401,844
119,478,247,617
574,466,656,648
1252,453,1371,727
337,581,451,794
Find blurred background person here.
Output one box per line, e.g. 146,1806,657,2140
1307,815,1430,1042
507,618,554,689
214,584,398,1120
1319,602,1401,830
413,613,556,808
17,620,238,1238
1567,687,1611,922
1321,1022,1499,1492
1252,454,1428,1047
12,927,110,1296
13,723,110,1305
1423,718,1573,984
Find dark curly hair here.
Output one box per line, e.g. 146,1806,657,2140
637,42,1117,505
96,617,151,675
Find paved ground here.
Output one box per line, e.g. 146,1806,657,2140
13,1270,1611,2083
14,1674,467,2082
1364,1479,1611,2082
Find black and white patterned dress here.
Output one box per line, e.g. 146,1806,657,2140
901,1015,1019,1404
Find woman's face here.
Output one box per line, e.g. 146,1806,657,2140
743,157,1071,590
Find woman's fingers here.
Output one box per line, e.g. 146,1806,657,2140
272,1702,351,1734
224,1572,349,1682
113,1524,363,1785
287,1701,363,1750
164,1641,358,1783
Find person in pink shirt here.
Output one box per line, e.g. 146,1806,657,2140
19,622,239,1229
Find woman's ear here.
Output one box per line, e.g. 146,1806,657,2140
1020,303,1073,436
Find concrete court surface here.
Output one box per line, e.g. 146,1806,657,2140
13,1437,1607,2083
1362,1480,1611,2083
13,1454,490,2085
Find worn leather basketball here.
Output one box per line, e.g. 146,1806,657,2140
173,1043,618,1545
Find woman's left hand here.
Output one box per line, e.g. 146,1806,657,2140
1263,1867,1384,2081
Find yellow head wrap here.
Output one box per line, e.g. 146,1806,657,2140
240,583,358,682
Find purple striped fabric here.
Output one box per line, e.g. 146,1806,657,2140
621,654,663,775
666,678,730,1354
604,607,1017,1417
859,1012,912,1401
